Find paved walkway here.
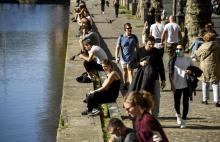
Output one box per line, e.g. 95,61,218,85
57,0,220,141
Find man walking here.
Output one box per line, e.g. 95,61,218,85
115,23,139,90
161,16,182,58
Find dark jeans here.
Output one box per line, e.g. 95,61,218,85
101,1,105,12
174,87,189,120
155,38,164,58
114,4,119,17
86,91,116,112
83,60,103,72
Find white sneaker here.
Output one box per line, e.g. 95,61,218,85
176,113,182,126
88,108,100,116
180,119,186,128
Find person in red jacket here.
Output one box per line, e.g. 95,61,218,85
123,91,169,142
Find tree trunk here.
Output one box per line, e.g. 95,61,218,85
185,0,212,45
136,0,163,20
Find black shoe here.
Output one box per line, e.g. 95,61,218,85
201,100,208,105
76,76,92,83
216,102,220,107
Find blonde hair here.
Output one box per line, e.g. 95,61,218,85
124,91,153,112
203,32,216,42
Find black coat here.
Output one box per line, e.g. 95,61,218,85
129,47,165,94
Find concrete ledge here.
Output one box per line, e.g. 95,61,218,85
56,1,103,142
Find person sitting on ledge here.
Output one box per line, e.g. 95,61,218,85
82,59,121,116
77,38,108,83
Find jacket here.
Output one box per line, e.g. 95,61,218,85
195,41,220,83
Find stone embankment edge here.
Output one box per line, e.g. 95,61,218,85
56,1,103,142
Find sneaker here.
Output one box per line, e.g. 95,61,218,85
88,108,100,116
180,119,186,128
176,113,182,126
201,100,208,105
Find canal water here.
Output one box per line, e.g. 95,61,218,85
0,4,69,142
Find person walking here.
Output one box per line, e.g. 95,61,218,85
123,91,169,142
195,32,220,107
161,16,182,58
113,0,120,18
168,45,193,128
100,0,106,14
129,36,166,117
115,23,139,90
150,15,165,57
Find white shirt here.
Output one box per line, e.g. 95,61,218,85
150,23,164,39
173,56,193,89
164,22,181,43
90,45,108,64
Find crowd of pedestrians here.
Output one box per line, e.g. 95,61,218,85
70,0,220,141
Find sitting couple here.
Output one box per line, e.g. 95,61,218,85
82,59,121,116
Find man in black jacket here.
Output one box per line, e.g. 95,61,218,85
129,36,166,117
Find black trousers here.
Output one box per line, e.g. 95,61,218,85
101,1,105,12
83,60,103,72
173,87,189,120
86,91,116,112
114,4,119,17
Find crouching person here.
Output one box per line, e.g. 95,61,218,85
78,38,108,83
82,60,121,116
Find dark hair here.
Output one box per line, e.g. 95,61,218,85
145,36,155,43
124,23,131,30
83,38,93,45
155,14,161,22
101,59,113,68
107,118,125,130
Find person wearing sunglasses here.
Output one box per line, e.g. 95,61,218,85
115,23,139,90
168,45,193,128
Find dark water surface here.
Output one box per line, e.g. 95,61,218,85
0,4,69,142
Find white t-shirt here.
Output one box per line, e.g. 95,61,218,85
164,22,181,43
173,56,193,89
150,23,164,39
90,45,108,64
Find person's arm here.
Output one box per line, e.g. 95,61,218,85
178,30,183,44
168,58,176,92
115,36,121,63
161,30,167,44
156,50,166,89
79,50,93,62
90,72,116,94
